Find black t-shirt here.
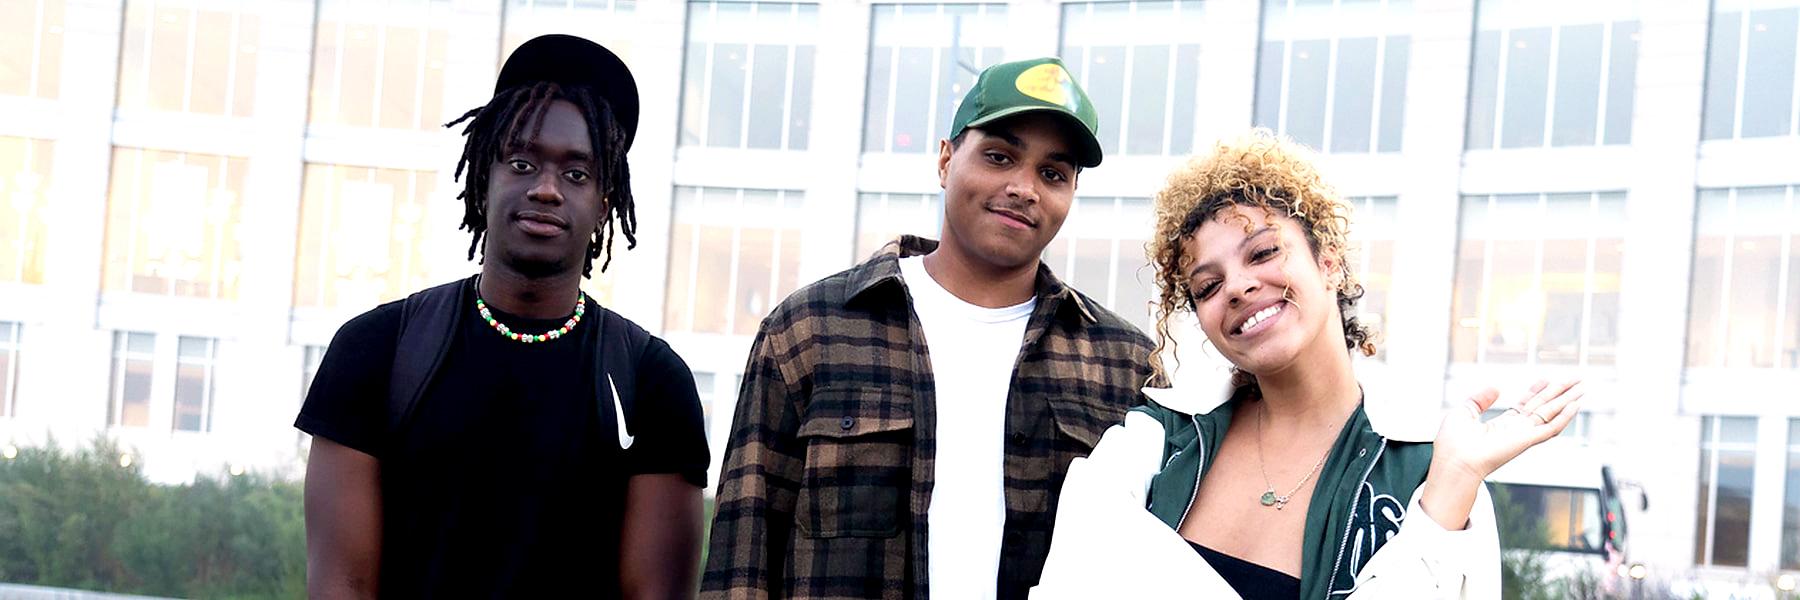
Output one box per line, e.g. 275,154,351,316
296,279,708,597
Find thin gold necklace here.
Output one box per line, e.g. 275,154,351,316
1255,402,1332,510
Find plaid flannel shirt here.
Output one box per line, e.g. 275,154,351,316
702,236,1155,600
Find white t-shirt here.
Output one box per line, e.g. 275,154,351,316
900,255,1034,600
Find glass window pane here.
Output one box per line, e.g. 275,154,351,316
1377,36,1409,152
1285,39,1331,150
1741,8,1798,138
1704,11,1743,140
1170,44,1201,155
1784,419,1800,569
681,39,708,147
1500,27,1552,148
174,362,208,432
1087,45,1127,155
1714,445,1756,567
1604,21,1639,145
1330,37,1378,153
1467,30,1502,149
1127,44,1171,155
706,42,748,147
890,46,933,152
1255,41,1286,133
1551,24,1603,147
0,137,54,285
1725,188,1785,368
745,44,789,150
789,44,814,150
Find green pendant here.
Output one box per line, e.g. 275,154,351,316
1260,491,1278,507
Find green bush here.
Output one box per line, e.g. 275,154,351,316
0,437,305,599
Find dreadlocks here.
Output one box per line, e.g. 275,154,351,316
444,81,637,277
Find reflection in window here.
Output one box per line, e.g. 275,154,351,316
853,192,942,262
1695,415,1757,568
0,322,18,418
502,0,637,64
1062,1,1204,157
1704,2,1800,140
1491,483,1606,553
865,3,1006,154
1350,196,1398,359
679,2,817,151
665,186,805,336
0,0,64,99
294,164,436,310
173,336,216,433
1687,186,1799,369
102,148,248,301
0,136,53,285
1256,0,1410,153
1784,419,1800,569
108,332,155,428
309,0,451,131
1041,197,1155,332
1466,0,1640,149
117,0,260,117
1452,192,1625,366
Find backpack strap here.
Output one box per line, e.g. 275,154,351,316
387,277,470,439
594,307,653,450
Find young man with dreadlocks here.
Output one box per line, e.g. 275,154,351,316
297,35,708,598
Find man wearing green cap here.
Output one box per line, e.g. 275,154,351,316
702,57,1154,600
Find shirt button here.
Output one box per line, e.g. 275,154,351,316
1011,432,1027,445
841,416,856,430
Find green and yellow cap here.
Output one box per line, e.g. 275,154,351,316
949,57,1103,167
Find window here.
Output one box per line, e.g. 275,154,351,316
1490,483,1607,553
308,0,451,131
1451,192,1625,366
1255,0,1410,153
1041,197,1156,332
502,0,637,64
108,332,155,428
1704,1,1800,140
1350,196,1398,359
0,136,53,285
173,336,216,433
1466,0,1640,149
116,0,260,117
0,322,19,418
664,186,805,335
854,192,942,261
678,2,817,150
864,3,1006,154
102,148,248,301
0,0,64,99
1695,415,1757,568
294,165,436,310
1687,186,1799,369
1061,1,1204,157
1784,419,1800,570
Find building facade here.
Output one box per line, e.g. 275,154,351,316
0,0,1796,589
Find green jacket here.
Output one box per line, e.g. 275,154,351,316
1031,379,1500,599
1142,386,1434,599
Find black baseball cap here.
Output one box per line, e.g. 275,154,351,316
495,34,640,150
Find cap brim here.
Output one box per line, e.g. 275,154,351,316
965,105,1103,168
495,34,640,150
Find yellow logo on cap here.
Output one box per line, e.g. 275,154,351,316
1015,63,1073,107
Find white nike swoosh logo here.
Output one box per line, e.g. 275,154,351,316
609,374,634,449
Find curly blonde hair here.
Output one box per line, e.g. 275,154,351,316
1146,130,1377,387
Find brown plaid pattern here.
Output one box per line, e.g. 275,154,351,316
702,236,1156,600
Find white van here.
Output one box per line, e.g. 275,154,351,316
1486,438,1646,590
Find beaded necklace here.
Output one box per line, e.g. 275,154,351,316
474,279,586,344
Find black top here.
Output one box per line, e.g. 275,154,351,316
1188,541,1301,600
296,280,708,597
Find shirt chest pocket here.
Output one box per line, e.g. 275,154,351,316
795,386,914,539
